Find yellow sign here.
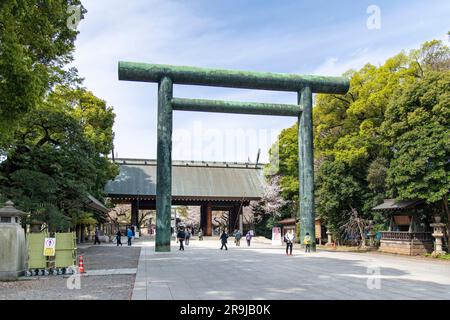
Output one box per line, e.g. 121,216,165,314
43,237,56,256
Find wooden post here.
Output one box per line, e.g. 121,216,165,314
131,199,138,228
206,202,212,236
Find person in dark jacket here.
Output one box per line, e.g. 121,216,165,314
116,230,122,246
220,230,229,250
177,228,186,251
185,229,191,246
94,227,101,245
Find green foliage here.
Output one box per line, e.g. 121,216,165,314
383,71,450,203
0,0,86,144
0,1,117,232
266,39,450,240
0,87,117,231
367,158,389,194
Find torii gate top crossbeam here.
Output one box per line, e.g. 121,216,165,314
118,61,349,94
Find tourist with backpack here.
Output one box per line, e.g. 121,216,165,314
234,229,242,246
304,232,312,253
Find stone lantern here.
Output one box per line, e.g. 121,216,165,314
430,216,446,256
325,229,333,246
0,200,28,280
367,220,376,248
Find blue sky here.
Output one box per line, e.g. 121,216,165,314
72,0,449,163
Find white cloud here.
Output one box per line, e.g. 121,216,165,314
72,0,450,162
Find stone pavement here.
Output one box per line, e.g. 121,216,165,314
132,238,450,300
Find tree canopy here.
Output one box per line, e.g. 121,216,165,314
0,0,85,148
262,39,450,240
0,1,117,232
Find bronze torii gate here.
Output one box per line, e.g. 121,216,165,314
118,62,349,252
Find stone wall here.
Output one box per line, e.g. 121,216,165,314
380,239,433,256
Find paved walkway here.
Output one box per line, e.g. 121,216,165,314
132,238,450,300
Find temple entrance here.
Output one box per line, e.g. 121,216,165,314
117,62,349,252
105,158,262,237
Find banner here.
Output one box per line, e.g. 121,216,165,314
271,227,282,246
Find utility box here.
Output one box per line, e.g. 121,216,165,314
0,201,27,280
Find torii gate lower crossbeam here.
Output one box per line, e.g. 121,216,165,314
118,62,349,252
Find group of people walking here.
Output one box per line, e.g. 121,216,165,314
93,226,134,247
175,226,254,251
219,229,253,250
114,224,313,254
114,226,134,247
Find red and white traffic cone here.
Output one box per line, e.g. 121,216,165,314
78,255,85,273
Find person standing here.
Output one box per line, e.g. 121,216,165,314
220,230,229,250
304,232,312,253
177,227,186,251
127,227,133,246
198,228,203,241
284,229,295,255
245,231,252,247
185,229,191,246
94,227,101,245
116,230,122,246
234,229,242,246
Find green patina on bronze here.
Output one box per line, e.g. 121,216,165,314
298,86,316,251
156,76,173,252
118,61,349,252
172,98,302,116
119,61,349,94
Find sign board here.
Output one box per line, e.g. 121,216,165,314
43,237,56,256
272,227,282,246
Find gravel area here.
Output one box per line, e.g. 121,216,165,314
0,244,141,300
0,274,135,300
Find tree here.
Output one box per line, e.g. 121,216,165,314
0,87,117,231
340,208,370,247
266,39,449,241
251,175,291,238
0,0,86,147
382,71,450,232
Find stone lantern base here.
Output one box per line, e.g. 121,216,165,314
0,224,27,280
